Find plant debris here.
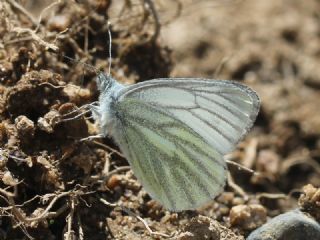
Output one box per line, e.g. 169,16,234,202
0,0,320,239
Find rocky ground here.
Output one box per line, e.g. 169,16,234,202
0,0,320,239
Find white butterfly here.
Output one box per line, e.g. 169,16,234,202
90,73,260,211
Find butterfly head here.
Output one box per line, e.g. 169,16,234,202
96,72,115,92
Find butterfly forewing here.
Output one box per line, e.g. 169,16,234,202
118,78,260,155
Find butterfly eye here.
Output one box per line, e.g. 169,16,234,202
96,72,113,91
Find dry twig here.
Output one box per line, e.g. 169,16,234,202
0,189,86,228
91,141,125,159
256,192,287,200
105,166,131,178
144,0,160,41
6,0,37,26
227,172,248,200
281,156,320,176
77,212,84,240
12,27,58,51
64,197,76,240
226,159,258,176
34,0,61,32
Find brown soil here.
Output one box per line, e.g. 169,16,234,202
0,0,320,239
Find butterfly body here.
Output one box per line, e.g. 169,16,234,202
93,75,125,138
92,73,260,211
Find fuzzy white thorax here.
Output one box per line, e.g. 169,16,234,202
91,72,125,137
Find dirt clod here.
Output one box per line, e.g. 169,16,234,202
229,204,267,230
37,110,61,133
179,216,220,240
15,115,35,141
178,215,244,240
2,170,18,186
0,0,320,239
299,184,320,221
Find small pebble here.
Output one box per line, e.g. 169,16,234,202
299,184,320,221
247,209,320,240
0,123,7,144
15,115,35,139
48,15,71,32
256,150,280,181
37,110,60,133
230,204,267,230
2,171,18,186
106,174,121,190
217,192,235,205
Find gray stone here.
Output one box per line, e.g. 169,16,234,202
247,209,320,240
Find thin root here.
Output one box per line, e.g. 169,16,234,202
227,172,248,200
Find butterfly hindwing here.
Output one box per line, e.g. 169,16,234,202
113,97,227,211
117,78,260,155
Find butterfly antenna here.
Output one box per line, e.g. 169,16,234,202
107,21,112,77
59,54,100,74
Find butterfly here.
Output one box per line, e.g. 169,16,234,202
90,73,260,211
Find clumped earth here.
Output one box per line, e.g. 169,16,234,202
0,0,320,239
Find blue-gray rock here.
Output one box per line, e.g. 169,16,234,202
247,209,320,240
